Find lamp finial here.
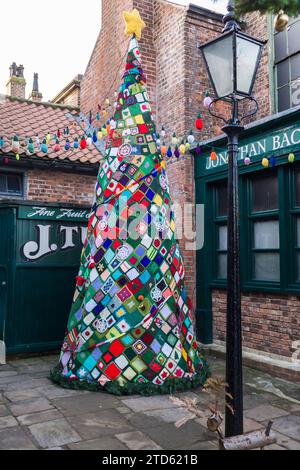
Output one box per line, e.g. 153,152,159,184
223,0,241,33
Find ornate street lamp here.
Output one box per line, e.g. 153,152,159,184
199,1,266,437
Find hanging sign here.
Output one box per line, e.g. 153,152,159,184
16,205,89,263
18,205,91,222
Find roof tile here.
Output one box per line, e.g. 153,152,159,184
0,96,104,166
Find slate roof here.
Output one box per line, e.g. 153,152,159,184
0,95,102,165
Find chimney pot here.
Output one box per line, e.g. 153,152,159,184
29,72,43,103
6,63,26,99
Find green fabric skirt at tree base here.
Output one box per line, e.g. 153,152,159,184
49,353,210,396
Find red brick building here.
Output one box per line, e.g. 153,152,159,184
1,1,300,379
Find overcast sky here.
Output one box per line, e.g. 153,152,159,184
0,0,227,101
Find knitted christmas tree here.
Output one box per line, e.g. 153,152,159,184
51,12,208,395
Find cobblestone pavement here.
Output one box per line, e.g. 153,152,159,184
0,354,299,450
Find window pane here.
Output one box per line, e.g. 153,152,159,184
254,220,279,249
291,79,300,108
7,175,21,194
252,174,278,212
0,174,7,193
254,253,280,281
217,182,227,217
291,53,300,81
219,225,227,250
288,20,300,55
297,253,300,281
277,59,289,87
274,31,287,62
296,171,300,206
278,84,290,111
218,254,227,279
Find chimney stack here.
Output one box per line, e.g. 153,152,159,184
6,63,26,99
29,73,43,103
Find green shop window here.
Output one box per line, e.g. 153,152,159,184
210,163,300,293
213,181,228,279
292,168,300,282
249,172,280,282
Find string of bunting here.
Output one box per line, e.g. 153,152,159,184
0,87,298,169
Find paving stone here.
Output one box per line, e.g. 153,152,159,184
243,392,276,410
0,404,10,417
46,447,64,450
143,407,195,424
121,396,177,413
40,355,59,364
125,411,165,429
0,374,29,386
273,431,300,450
142,421,210,450
4,388,43,402
52,392,120,416
29,418,81,448
0,427,37,450
265,443,287,450
17,409,63,426
243,418,264,433
0,370,18,379
68,436,128,450
0,415,18,430
116,430,162,450
270,399,300,413
116,406,132,415
14,363,52,374
245,405,290,422
67,409,133,439
5,377,50,391
183,440,219,450
8,357,45,367
9,397,53,416
0,364,15,372
39,385,88,400
272,415,300,440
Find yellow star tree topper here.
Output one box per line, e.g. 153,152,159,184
123,9,146,40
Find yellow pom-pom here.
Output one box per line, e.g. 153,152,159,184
288,152,295,163
179,144,186,155
262,157,269,167
123,9,146,41
16,153,20,161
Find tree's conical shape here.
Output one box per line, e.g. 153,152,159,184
51,36,208,395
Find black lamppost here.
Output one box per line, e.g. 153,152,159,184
199,1,265,437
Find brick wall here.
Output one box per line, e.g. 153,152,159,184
243,12,272,121
26,169,95,205
80,0,156,116
213,289,300,359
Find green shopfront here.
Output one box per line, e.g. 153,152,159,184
195,107,300,371
0,201,89,356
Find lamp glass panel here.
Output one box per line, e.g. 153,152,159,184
236,36,261,94
202,35,233,97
